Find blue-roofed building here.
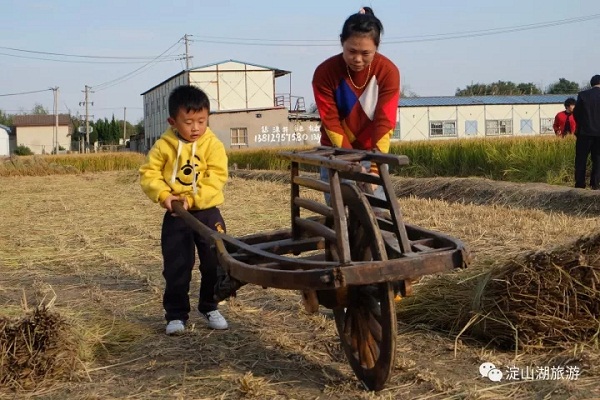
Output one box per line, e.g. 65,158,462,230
394,94,577,141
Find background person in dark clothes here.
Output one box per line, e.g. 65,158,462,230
573,74,600,189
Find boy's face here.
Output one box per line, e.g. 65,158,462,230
566,104,575,113
168,107,208,142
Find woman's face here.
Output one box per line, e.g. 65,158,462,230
342,35,377,72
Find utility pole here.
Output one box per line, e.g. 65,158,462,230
51,87,59,154
79,85,93,153
123,107,127,144
184,34,193,70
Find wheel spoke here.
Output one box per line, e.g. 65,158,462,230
367,311,382,342
357,309,376,369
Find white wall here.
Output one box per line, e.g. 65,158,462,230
16,126,70,154
0,126,9,156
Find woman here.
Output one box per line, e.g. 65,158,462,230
312,6,400,198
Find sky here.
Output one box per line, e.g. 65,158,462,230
1,0,599,124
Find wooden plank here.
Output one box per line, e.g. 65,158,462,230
293,176,330,193
294,197,333,218
294,217,337,243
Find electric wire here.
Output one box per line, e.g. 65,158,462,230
0,88,52,97
91,39,183,92
0,52,181,64
0,45,183,60
190,13,600,46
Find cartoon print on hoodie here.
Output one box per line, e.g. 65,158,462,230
139,126,228,210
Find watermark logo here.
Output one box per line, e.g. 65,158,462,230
479,362,503,382
479,362,581,382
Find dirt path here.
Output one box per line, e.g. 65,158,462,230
1,171,599,399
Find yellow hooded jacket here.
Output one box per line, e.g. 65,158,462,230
139,127,228,210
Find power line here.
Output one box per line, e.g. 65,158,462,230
385,14,600,43
0,88,52,97
0,45,184,60
190,13,600,46
91,39,184,92
0,51,181,64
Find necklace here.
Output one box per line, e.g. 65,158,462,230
346,63,371,90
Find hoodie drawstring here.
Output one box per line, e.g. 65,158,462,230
170,139,183,185
191,141,197,195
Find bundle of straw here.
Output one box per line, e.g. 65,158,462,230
397,233,600,350
0,306,79,388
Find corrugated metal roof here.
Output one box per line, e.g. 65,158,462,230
190,59,291,78
141,59,291,95
13,114,71,127
399,94,577,107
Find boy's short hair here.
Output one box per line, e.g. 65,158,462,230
591,74,600,87
564,97,576,108
168,85,210,118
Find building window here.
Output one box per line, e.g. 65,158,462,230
392,121,400,139
540,118,554,134
465,120,478,136
520,119,533,134
485,119,513,136
430,120,457,137
230,127,248,148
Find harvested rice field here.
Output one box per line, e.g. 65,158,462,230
1,170,600,399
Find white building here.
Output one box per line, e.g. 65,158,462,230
140,59,319,152
396,94,575,141
0,124,10,156
12,114,71,154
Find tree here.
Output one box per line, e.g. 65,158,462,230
31,103,49,115
516,83,542,95
0,110,12,126
546,78,579,94
401,84,418,98
134,120,145,136
14,145,33,155
456,81,542,96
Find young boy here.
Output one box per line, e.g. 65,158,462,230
140,85,229,335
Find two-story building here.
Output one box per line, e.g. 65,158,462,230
139,59,320,152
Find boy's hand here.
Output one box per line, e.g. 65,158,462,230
162,195,189,215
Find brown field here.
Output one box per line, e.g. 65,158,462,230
1,170,600,399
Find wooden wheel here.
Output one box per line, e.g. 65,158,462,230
331,183,397,391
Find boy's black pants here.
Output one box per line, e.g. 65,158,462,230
574,134,600,189
161,207,226,322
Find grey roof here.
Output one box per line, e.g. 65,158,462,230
190,59,291,78
141,59,291,95
399,94,577,107
13,114,71,126
0,124,10,133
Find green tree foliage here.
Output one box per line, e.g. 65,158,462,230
0,110,12,126
14,145,33,155
92,115,134,145
456,81,542,96
546,78,580,94
401,84,419,98
31,103,49,115
134,120,144,136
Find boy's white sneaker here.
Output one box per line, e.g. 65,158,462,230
200,310,229,330
165,320,185,335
